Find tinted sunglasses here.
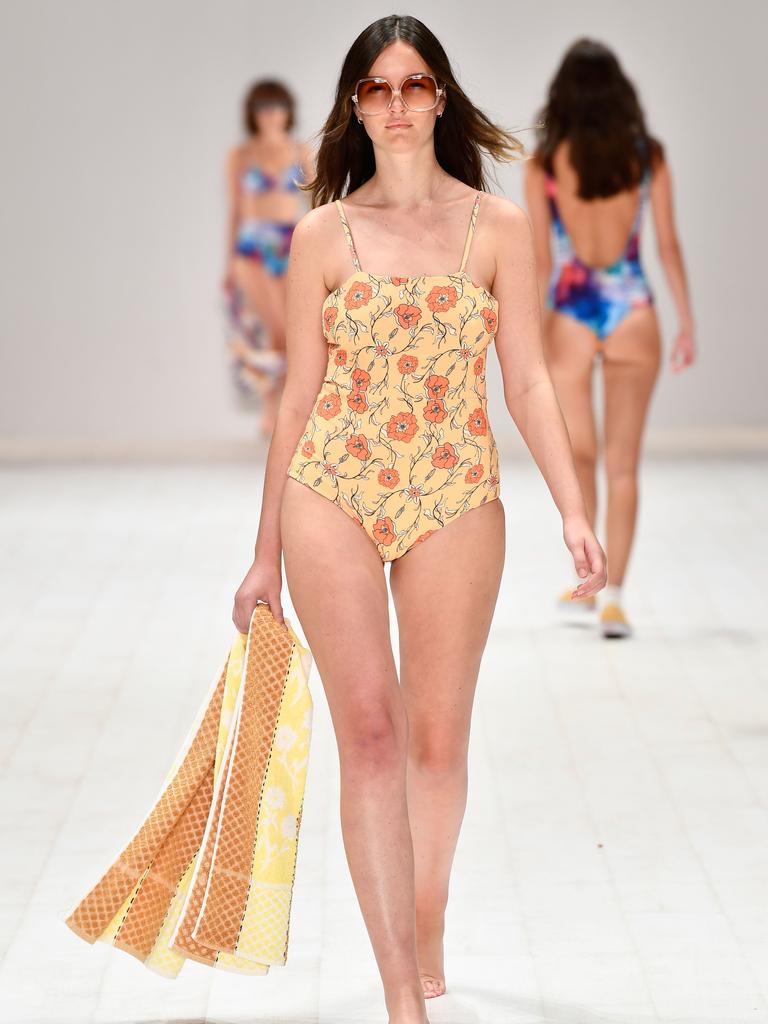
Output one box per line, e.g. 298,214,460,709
352,73,445,116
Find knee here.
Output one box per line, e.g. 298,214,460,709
572,446,596,477
409,729,468,777
339,700,407,773
605,451,638,487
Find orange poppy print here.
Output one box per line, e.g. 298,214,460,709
344,281,373,309
481,307,498,334
347,390,368,413
431,443,459,470
347,434,371,461
324,306,338,332
394,303,422,330
317,393,341,420
379,468,401,488
351,367,371,391
286,193,501,563
467,407,488,436
426,285,458,313
424,399,448,424
424,374,449,400
373,517,396,546
386,411,419,443
397,354,419,374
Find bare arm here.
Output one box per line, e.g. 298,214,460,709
649,154,696,372
232,206,332,629
223,146,242,291
490,197,606,597
522,158,552,322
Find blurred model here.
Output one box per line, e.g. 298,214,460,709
524,39,695,638
223,79,315,438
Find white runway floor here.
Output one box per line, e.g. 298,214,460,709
0,456,766,1024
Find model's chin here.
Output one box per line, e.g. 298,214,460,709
378,128,419,143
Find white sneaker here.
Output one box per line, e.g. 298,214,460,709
600,602,633,639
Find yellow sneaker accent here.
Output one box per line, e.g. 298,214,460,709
600,602,632,638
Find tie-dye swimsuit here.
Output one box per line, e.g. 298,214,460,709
545,154,653,341
235,161,304,275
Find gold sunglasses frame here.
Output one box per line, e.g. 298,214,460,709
352,73,446,116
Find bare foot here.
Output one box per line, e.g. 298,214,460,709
416,911,446,998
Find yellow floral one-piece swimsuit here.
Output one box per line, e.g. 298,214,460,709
285,191,501,562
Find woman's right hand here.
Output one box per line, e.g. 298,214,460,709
232,556,285,633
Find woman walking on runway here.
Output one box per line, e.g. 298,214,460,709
233,16,606,1023
524,39,696,637
223,79,314,437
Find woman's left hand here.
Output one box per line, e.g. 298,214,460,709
563,515,607,599
669,327,696,373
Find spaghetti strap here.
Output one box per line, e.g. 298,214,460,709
459,192,482,273
335,199,362,273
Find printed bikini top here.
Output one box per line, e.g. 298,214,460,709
320,191,500,351
240,159,304,195
545,140,652,268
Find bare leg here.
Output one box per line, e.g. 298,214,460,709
232,255,288,438
543,311,600,528
281,477,429,1024
601,306,661,586
389,497,505,998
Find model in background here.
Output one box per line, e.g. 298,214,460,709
223,79,315,439
233,15,606,1023
524,38,695,638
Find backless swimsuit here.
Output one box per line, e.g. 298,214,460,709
286,192,501,563
545,149,654,342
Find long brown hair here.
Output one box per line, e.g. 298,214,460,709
533,38,664,199
304,15,525,207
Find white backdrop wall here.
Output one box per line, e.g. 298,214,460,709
0,0,765,455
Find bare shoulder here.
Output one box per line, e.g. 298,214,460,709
289,201,345,283
649,150,670,183
482,193,532,235
291,201,339,243
225,144,244,169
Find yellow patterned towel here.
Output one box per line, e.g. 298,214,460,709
64,604,313,978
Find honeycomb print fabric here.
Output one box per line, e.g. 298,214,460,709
64,605,314,978
286,193,501,562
